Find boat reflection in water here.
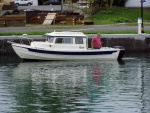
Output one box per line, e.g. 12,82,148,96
7,60,121,113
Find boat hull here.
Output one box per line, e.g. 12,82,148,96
11,43,123,61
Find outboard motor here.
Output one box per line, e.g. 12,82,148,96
113,46,125,60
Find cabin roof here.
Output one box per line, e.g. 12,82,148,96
45,32,87,37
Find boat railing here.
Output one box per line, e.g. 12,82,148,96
19,35,33,45
7,34,34,46
7,34,37,48
18,35,38,48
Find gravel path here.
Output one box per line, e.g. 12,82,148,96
0,24,150,33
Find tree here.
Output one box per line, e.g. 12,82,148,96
89,0,128,15
92,0,128,7
113,0,128,6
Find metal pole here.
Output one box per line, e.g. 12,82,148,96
141,0,144,33
61,0,64,14
72,0,73,12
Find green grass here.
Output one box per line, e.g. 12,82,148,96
1,30,150,36
88,7,150,25
0,32,46,36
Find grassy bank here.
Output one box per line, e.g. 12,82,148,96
0,30,150,36
88,7,150,25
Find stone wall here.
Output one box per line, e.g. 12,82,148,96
0,34,150,55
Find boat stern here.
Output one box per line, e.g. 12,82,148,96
118,49,125,60
113,46,125,60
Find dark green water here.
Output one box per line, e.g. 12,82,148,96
0,53,150,113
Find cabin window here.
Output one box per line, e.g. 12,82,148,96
75,37,83,44
63,38,73,44
55,37,73,44
47,36,54,43
55,38,63,43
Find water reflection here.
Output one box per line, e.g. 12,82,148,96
0,53,150,113
3,60,120,113
92,66,101,85
0,55,21,66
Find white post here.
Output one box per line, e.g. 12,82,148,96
137,18,142,34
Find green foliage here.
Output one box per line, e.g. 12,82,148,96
122,7,129,10
0,32,46,36
113,0,128,6
88,7,150,24
93,0,128,7
1,30,150,36
100,10,113,14
112,17,131,23
83,30,140,34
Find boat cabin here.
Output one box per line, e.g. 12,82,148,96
31,32,88,50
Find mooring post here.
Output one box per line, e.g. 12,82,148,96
138,18,142,35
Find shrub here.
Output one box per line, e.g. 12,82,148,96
113,0,128,7
100,10,113,14
112,17,131,23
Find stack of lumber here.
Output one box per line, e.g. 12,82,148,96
42,13,56,25
37,13,47,24
65,15,84,25
66,17,76,25
76,20,94,25
0,18,5,27
4,14,26,26
30,13,47,24
55,15,66,24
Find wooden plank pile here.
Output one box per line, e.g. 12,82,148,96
65,15,85,25
55,14,94,25
42,13,56,25
76,20,94,25
55,15,66,24
30,13,47,24
37,13,47,24
0,14,26,27
4,14,26,26
0,18,5,27
55,15,85,25
25,11,93,25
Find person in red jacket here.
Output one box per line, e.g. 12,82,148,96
91,33,102,49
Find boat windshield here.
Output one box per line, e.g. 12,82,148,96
47,36,54,43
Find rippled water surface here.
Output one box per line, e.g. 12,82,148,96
0,53,150,113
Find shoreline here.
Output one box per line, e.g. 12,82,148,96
0,34,150,55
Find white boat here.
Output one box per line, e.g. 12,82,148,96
8,31,125,61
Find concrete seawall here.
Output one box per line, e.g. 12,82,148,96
0,34,150,55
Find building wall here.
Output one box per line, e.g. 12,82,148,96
32,0,38,6
125,0,150,7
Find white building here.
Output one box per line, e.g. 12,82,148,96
32,0,38,6
125,0,150,7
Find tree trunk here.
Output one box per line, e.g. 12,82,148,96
110,0,113,6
